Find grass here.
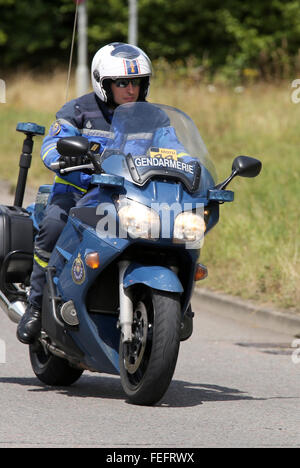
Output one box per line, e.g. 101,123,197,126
152,81,300,312
0,70,299,312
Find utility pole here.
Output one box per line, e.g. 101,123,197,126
128,0,138,46
76,0,89,96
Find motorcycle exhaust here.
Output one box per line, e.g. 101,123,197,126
0,289,26,324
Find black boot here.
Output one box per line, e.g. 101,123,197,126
16,305,41,344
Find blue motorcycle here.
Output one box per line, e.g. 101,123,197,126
0,102,261,405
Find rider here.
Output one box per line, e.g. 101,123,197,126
17,42,152,344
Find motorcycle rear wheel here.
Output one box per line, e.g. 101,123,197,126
119,287,181,406
29,342,83,386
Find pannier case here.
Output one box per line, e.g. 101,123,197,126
0,205,33,282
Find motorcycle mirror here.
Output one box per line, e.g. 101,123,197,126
57,136,89,158
214,155,262,190
232,155,262,178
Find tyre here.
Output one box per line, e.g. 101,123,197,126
119,287,181,406
29,342,83,386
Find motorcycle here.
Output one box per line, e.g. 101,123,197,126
0,102,261,405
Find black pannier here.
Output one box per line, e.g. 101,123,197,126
0,205,33,283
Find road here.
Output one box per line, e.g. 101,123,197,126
0,293,299,448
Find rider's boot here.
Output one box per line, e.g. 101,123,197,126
16,304,41,344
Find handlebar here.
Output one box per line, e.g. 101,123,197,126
50,161,94,173
50,144,102,174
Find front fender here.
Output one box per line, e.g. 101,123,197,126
123,263,183,293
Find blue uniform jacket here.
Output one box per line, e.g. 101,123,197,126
41,92,114,196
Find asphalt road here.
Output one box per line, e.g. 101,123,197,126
0,293,299,448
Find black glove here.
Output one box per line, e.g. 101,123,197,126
58,155,83,168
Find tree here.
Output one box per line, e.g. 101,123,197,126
0,0,299,78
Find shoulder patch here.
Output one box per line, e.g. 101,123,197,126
49,121,61,137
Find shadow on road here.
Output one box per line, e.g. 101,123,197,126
159,380,266,407
0,374,266,408
0,374,124,400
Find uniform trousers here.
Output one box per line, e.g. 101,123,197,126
29,192,82,310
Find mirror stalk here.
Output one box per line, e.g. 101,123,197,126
214,170,238,190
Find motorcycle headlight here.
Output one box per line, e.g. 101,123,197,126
173,212,205,246
118,199,160,240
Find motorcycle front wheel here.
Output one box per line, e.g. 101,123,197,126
119,287,181,406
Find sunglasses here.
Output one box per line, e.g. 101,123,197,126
113,78,142,88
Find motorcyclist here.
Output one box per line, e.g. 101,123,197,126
17,42,153,344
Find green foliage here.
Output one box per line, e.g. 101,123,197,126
1,0,300,79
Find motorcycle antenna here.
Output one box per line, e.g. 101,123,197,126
65,0,79,102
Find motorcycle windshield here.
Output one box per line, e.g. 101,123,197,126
101,102,216,192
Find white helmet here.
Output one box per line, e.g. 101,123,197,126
91,42,152,103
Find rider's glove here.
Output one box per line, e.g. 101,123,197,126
58,155,83,168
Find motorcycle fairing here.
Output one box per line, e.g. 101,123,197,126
46,213,191,373
46,219,122,373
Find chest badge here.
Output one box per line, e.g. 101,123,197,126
72,253,85,285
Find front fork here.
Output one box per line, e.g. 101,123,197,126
118,261,133,343
118,260,186,343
